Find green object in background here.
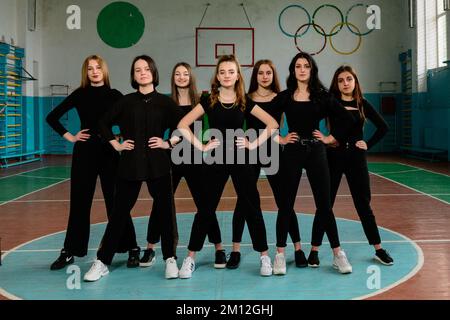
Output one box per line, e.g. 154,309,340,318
97,2,145,49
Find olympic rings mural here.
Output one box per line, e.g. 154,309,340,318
278,3,381,55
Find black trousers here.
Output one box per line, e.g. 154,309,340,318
327,146,381,245
97,174,178,264
147,163,222,245
63,139,130,257
188,163,269,252
232,164,300,244
277,142,341,249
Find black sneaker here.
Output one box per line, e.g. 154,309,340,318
295,249,308,268
226,252,241,269
375,248,394,266
127,247,141,268
307,250,320,268
214,250,227,269
139,248,156,267
50,248,74,270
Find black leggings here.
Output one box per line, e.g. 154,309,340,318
146,163,222,245
97,175,178,264
232,165,300,244
277,143,341,249
188,164,269,253
327,146,381,245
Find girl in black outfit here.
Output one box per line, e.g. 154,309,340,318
83,55,182,282
46,55,126,270
177,55,279,278
141,62,225,267
226,59,300,269
314,65,393,265
273,52,354,275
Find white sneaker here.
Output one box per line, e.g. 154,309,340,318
165,257,179,279
260,255,273,277
273,253,286,275
84,259,109,282
333,250,353,274
179,256,195,279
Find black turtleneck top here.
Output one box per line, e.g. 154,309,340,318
46,85,123,137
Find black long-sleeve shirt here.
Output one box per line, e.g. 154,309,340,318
330,98,389,150
275,90,353,143
99,90,183,181
46,85,123,137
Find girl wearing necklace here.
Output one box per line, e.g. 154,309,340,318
140,62,226,268
313,65,393,266
225,59,300,269
177,55,279,278
272,52,355,276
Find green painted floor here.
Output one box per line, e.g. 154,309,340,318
368,163,450,204
0,167,70,204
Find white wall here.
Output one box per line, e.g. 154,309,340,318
6,0,413,95
0,0,17,44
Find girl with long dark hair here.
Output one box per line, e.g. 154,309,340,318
273,52,354,275
314,65,393,266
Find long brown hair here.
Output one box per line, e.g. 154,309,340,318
330,65,365,120
80,55,111,88
248,59,281,94
209,55,246,111
170,62,199,106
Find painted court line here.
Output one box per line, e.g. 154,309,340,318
0,166,49,180
17,175,68,180
0,179,70,207
372,169,422,175
7,193,440,204
396,162,450,178
370,172,449,205
3,239,449,255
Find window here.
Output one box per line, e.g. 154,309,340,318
417,0,448,91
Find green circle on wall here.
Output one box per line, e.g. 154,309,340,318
97,1,145,48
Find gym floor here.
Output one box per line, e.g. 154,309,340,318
0,154,449,300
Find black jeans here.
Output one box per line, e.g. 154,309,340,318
277,142,341,249
188,163,269,253
64,139,131,256
146,163,222,245
232,164,300,244
327,145,381,245
97,174,178,264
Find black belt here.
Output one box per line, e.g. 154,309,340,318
341,142,358,149
296,138,320,146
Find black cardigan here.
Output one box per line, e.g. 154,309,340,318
99,90,183,180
